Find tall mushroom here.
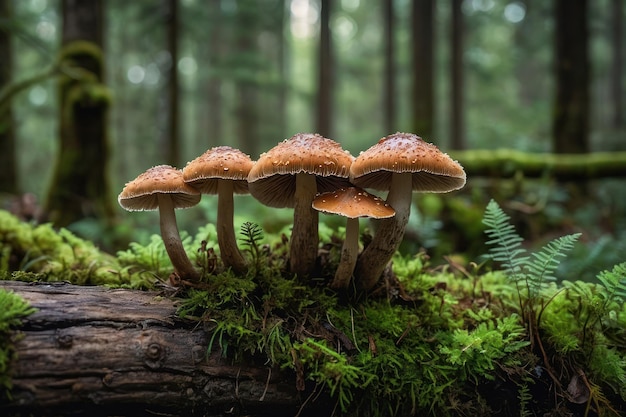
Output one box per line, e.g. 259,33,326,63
182,146,253,275
118,165,201,282
247,133,354,278
312,187,395,289
350,132,466,290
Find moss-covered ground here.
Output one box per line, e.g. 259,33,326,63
0,206,624,416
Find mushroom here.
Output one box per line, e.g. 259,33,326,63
350,132,466,290
247,133,354,278
312,187,395,289
118,165,202,282
182,146,253,275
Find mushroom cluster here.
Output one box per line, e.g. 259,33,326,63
118,132,465,291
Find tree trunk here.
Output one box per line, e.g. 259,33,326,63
276,1,288,142
45,0,114,227
205,0,223,149
316,0,333,138
382,0,396,134
234,0,259,156
260,0,288,147
0,281,313,417
165,0,180,167
411,0,435,140
611,0,623,129
0,0,17,194
552,0,589,154
450,0,465,150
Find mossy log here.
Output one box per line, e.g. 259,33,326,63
450,150,626,180
0,281,314,417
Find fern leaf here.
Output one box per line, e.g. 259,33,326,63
239,222,264,272
482,200,528,281
596,262,626,303
525,233,581,294
240,221,263,249
563,280,594,300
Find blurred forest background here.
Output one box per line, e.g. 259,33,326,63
0,0,625,280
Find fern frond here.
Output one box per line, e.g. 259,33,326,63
525,233,581,296
240,222,263,258
517,382,533,417
240,222,263,249
482,200,528,282
597,262,626,304
240,222,264,273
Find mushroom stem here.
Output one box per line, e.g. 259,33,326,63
217,180,247,274
354,172,413,290
157,194,201,282
330,217,359,289
290,172,319,278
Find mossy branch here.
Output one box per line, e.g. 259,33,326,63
0,40,105,118
451,149,626,179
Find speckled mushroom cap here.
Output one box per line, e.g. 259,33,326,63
118,165,201,211
183,146,254,194
350,132,466,193
247,133,354,207
312,187,395,219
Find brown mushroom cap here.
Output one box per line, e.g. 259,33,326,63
350,132,466,193
312,187,395,219
247,133,354,207
118,165,200,211
182,146,253,194
118,164,201,282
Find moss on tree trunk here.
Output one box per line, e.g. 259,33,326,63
45,0,114,227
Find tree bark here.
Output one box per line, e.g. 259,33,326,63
234,0,259,157
165,0,180,167
316,0,333,138
382,0,396,134
205,0,223,149
450,0,465,150
411,0,435,139
552,0,589,154
0,0,17,194
0,281,309,417
611,0,623,129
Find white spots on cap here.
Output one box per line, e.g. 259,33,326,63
349,132,466,192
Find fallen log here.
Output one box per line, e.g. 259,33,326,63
0,281,315,417
450,149,626,180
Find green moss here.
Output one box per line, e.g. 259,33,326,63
1,203,625,415
0,210,152,288
109,207,622,414
59,40,104,65
0,289,36,397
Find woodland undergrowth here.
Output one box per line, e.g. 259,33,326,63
0,201,625,416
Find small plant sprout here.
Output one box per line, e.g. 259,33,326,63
350,132,466,291
312,187,395,289
183,146,254,274
118,165,201,283
247,133,354,278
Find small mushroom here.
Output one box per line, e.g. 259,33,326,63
118,165,201,282
312,187,395,289
247,133,354,278
350,133,466,290
183,146,253,274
